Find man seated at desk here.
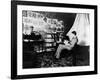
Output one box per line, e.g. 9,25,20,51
23,26,43,42
23,26,44,51
55,31,78,59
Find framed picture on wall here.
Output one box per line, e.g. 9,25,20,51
11,0,97,79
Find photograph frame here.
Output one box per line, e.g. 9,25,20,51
11,0,97,79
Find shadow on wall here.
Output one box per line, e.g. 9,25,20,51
79,41,87,46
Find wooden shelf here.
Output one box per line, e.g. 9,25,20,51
45,45,56,47
43,31,63,52
46,32,57,34
45,42,55,43
56,31,64,33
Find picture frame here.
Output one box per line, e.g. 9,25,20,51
11,0,97,79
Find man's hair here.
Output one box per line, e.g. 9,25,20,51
30,26,34,29
63,36,70,42
72,31,77,35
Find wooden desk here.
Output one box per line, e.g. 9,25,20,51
23,39,45,53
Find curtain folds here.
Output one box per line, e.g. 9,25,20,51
67,13,90,46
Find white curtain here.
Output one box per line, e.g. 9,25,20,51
67,13,90,46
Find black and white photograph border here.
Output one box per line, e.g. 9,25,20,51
11,0,97,79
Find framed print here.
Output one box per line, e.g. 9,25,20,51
11,0,97,79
